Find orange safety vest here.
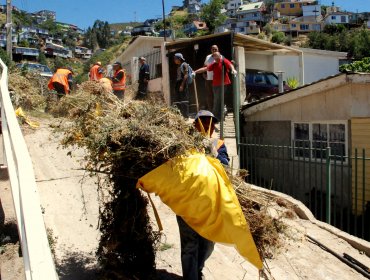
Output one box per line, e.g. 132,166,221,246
48,68,73,94
89,64,103,81
112,69,126,91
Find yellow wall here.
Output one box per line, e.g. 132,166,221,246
274,2,303,16
351,118,370,215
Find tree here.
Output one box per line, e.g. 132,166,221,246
200,0,227,33
0,48,12,67
12,10,33,28
83,20,112,50
271,31,286,44
263,23,273,37
38,52,47,65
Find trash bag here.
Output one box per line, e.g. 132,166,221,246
137,152,262,269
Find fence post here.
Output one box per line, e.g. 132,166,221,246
326,146,331,224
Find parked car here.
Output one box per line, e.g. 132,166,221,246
16,63,53,78
245,69,291,103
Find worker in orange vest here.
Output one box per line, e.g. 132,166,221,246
111,61,126,99
89,61,104,81
48,67,73,99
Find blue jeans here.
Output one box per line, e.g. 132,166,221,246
177,216,214,280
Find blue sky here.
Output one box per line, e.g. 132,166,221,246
9,0,370,30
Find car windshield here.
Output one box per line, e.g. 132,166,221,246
22,63,52,73
265,73,278,86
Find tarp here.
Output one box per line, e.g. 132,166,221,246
137,152,262,269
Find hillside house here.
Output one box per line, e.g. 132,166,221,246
324,12,350,25
12,47,39,61
74,46,92,59
236,1,267,25
187,0,202,14
272,15,322,34
183,21,208,36
240,73,370,239
226,0,244,17
30,10,56,24
0,32,17,48
45,43,72,58
274,1,304,17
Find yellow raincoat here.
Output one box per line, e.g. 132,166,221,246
137,152,262,270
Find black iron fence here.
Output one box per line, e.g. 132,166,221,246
239,138,370,241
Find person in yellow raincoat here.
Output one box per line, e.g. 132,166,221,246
177,110,229,280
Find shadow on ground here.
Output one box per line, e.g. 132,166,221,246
154,269,182,280
57,252,99,280
56,255,182,280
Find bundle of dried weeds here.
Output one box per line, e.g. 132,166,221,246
58,93,205,279
8,70,48,111
47,81,117,117
229,170,288,260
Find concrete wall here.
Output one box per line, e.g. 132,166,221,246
245,49,343,86
245,53,273,72
148,77,162,92
245,79,370,122
115,36,164,66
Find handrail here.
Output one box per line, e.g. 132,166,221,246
0,59,58,279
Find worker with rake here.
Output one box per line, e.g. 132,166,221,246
176,110,229,280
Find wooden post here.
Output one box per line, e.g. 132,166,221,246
193,78,199,112
6,0,12,60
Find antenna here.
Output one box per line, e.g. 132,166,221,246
134,11,137,22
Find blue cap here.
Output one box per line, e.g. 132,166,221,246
194,110,218,123
174,53,185,61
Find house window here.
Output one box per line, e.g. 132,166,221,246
292,122,347,161
341,16,346,23
300,24,309,30
331,15,336,20
253,13,258,18
281,4,285,8
291,23,296,28
290,4,294,8
240,27,245,32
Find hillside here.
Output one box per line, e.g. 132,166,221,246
109,22,141,32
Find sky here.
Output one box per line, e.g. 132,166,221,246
8,0,370,30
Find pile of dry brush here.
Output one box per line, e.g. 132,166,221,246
8,70,49,111
55,82,289,279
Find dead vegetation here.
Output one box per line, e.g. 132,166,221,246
9,76,292,277
8,70,49,111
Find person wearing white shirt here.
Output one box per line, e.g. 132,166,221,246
203,45,221,111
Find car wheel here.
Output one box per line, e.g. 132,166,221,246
248,95,259,103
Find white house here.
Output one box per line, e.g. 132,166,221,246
226,0,244,17
324,12,350,25
302,4,321,17
236,1,266,24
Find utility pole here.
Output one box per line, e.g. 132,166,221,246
162,0,166,41
6,0,12,60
